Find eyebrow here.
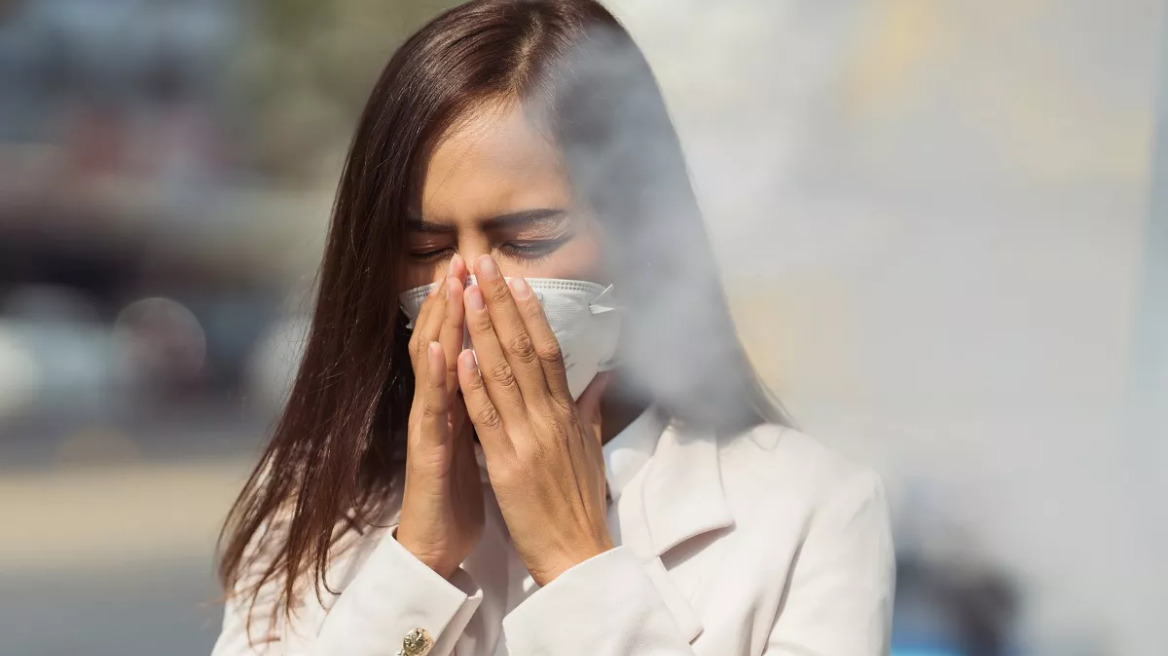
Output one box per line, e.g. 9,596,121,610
406,208,568,233
405,218,456,234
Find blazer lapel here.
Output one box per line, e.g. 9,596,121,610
616,422,734,645
642,555,704,643
642,423,734,556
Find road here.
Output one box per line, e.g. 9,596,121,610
0,413,262,656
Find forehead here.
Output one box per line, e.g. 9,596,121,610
420,99,572,224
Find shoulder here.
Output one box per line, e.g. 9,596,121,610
714,423,889,539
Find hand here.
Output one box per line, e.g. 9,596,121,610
396,254,484,579
456,254,613,587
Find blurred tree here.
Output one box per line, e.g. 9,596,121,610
233,0,459,182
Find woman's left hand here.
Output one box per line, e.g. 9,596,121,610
456,254,613,587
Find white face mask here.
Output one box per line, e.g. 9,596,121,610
400,276,620,400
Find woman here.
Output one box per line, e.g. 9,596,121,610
213,1,894,655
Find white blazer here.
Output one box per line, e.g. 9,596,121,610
212,415,895,656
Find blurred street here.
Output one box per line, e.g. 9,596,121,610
0,412,260,656
2,0,1165,655
3,559,220,656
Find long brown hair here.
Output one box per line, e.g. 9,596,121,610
219,0,788,623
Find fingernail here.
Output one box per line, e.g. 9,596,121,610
509,277,532,299
428,341,441,357
459,349,477,370
466,285,484,311
477,254,498,280
449,253,461,275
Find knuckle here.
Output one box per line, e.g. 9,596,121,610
488,281,512,304
521,300,546,322
536,339,563,365
475,405,503,431
420,398,444,421
506,332,537,362
414,343,432,368
488,361,518,390
470,308,492,330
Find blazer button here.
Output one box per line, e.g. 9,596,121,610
397,627,433,656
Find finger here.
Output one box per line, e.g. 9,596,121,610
576,371,611,448
457,348,513,457
439,275,465,393
406,285,436,361
507,276,572,403
573,374,611,504
415,342,451,449
409,277,448,370
448,252,468,285
464,283,528,427
472,255,550,401
411,273,446,343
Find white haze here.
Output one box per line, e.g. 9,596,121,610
605,0,1166,654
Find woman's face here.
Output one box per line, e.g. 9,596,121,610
402,99,604,292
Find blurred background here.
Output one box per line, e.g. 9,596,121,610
1,0,1165,654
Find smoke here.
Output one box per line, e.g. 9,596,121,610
594,0,1165,653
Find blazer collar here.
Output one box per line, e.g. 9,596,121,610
640,420,735,557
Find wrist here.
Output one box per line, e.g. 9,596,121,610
393,527,460,579
530,539,614,587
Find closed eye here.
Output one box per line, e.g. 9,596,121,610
408,247,453,262
498,235,572,260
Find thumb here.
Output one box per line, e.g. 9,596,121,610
576,371,612,443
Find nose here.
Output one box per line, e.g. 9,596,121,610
455,249,488,269
451,236,497,281
455,240,522,281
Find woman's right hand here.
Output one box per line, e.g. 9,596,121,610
396,254,484,579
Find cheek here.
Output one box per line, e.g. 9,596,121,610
400,260,448,294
